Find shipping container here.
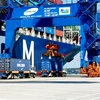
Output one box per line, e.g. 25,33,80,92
10,59,30,71
0,58,36,79
72,26,80,31
0,59,5,72
56,26,63,37
0,58,30,72
41,60,51,71
56,26,63,31
34,27,44,32
56,30,63,37
64,26,80,31
48,0,63,4
45,27,54,34
5,59,10,71
0,58,10,73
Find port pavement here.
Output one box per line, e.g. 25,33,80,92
0,74,100,100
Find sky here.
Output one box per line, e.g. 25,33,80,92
63,51,88,69
63,52,80,69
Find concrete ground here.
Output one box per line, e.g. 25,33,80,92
0,74,100,100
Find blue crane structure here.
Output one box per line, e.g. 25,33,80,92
0,0,100,68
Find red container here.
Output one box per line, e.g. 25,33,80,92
56,30,63,37
48,0,63,4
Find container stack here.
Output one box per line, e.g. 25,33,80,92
56,26,63,37
0,58,10,73
0,58,30,74
80,62,100,77
48,0,63,4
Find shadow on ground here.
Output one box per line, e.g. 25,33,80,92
0,80,98,84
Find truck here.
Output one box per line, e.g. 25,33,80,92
0,56,36,79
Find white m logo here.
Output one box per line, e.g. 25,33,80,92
23,39,34,67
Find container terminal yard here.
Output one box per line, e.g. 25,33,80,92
0,0,100,99
0,76,100,100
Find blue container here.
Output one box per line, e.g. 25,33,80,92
41,60,51,71
34,27,44,32
0,54,11,59
10,59,30,71
56,26,63,31
45,27,54,34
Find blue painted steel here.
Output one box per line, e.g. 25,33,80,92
45,27,54,34
0,0,100,68
29,0,38,5
76,1,100,67
14,0,24,6
10,4,78,19
0,1,79,20
35,0,46,6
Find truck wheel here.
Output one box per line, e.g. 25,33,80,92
25,74,30,78
31,73,35,78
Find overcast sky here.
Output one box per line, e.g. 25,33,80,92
63,52,80,68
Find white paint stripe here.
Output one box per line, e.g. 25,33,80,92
68,93,100,100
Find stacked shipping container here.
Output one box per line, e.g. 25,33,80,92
34,27,44,32
45,27,54,34
48,0,64,37
56,26,63,37
48,0,63,4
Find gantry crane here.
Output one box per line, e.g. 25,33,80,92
0,0,100,69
